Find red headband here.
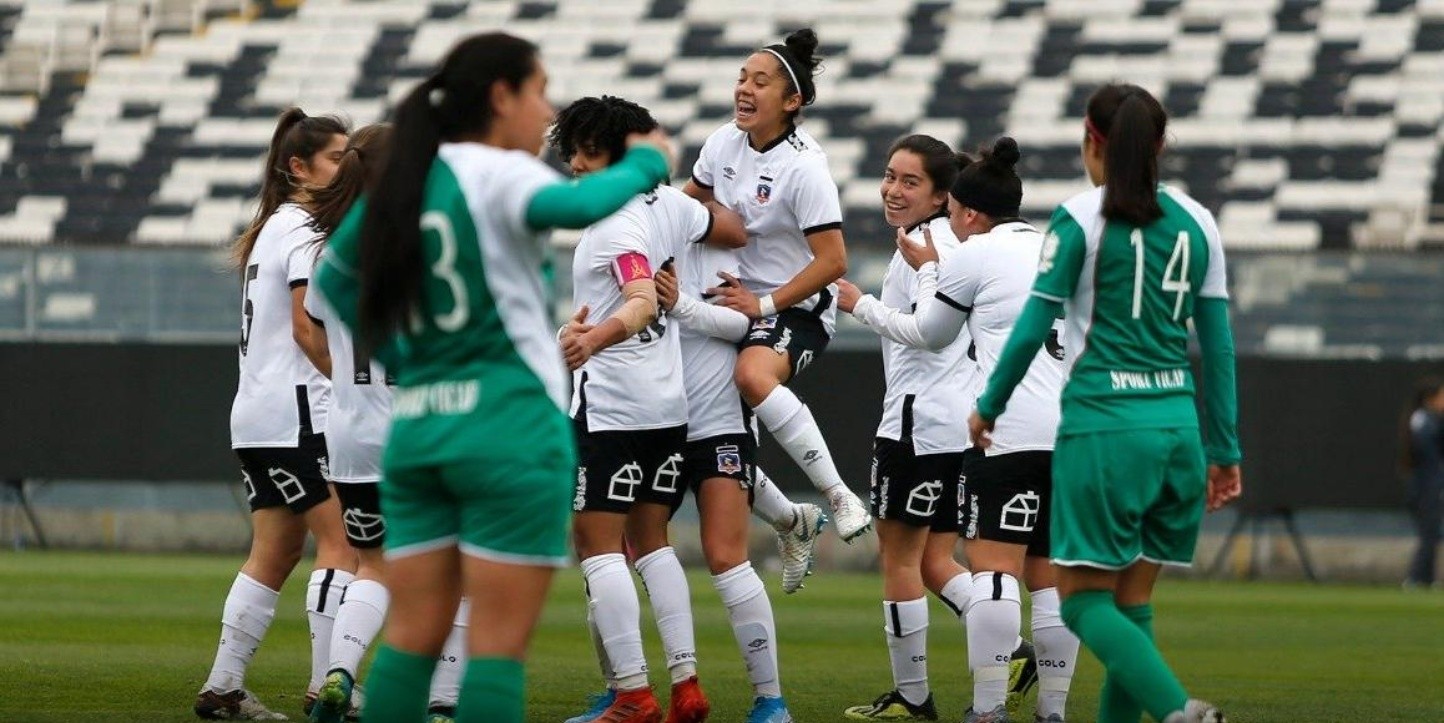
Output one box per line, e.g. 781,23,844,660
1084,115,1106,145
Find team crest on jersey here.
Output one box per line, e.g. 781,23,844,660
756,181,773,205
1039,232,1060,273
716,444,743,475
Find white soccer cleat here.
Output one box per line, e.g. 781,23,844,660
827,487,873,542
1183,699,1225,723
778,503,827,594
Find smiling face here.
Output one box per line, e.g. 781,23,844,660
735,52,802,140
880,149,948,229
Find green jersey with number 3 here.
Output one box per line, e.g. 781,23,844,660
1032,185,1228,435
317,143,573,469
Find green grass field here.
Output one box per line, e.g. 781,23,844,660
1,551,1442,722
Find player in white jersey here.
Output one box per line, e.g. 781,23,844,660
851,138,1080,723
684,28,873,550
196,109,355,722
297,125,468,723
831,135,980,721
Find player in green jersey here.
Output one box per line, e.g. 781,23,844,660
969,84,1242,723
313,33,673,723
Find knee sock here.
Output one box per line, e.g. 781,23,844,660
1061,591,1186,722
456,657,525,723
581,553,649,691
1030,587,1079,720
585,585,617,689
635,547,698,684
752,386,845,495
966,572,1021,712
365,645,436,723
884,598,930,706
429,598,469,709
750,467,798,532
306,569,354,691
204,573,279,692
935,572,974,621
713,562,781,697
1098,603,1154,723
328,578,388,678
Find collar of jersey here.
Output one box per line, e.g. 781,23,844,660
748,123,798,154
906,210,950,235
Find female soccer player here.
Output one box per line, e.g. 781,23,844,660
971,84,1241,723
313,33,673,723
684,28,872,542
195,108,354,721
300,125,468,723
845,137,1080,723
831,134,974,721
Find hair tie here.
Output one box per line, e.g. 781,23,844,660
1084,114,1106,145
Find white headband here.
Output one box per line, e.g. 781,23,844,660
763,48,803,101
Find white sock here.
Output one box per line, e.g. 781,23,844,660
750,467,798,532
635,547,698,684
586,590,617,688
937,572,974,621
753,386,845,495
712,562,781,697
1030,587,1078,720
328,578,388,677
204,573,279,692
884,598,930,706
966,571,1021,712
429,598,469,709
306,569,354,692
582,553,649,691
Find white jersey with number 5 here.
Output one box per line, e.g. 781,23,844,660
568,186,706,432
304,286,390,483
231,203,331,448
692,123,843,335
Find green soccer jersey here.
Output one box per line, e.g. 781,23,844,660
1031,185,1229,435
317,143,573,469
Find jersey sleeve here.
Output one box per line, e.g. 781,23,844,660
789,153,844,235
682,195,714,246
589,211,652,286
1197,207,1229,300
497,153,562,240
302,281,327,325
314,200,364,331
691,128,719,188
1032,206,1087,303
934,243,983,314
283,218,322,288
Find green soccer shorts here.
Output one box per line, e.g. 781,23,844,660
380,449,574,567
1050,427,1207,570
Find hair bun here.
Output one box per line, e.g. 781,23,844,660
990,136,1020,169
954,151,974,172
784,28,820,69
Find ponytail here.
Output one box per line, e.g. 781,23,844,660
308,123,392,240
232,107,348,268
1085,84,1167,227
356,32,538,351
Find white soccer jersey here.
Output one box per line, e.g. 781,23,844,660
692,123,843,334
231,203,331,448
304,286,390,483
935,221,1066,455
874,215,976,454
675,238,750,441
568,185,705,432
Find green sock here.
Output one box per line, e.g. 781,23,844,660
1061,592,1185,722
456,657,525,723
363,645,436,723
1098,603,1154,723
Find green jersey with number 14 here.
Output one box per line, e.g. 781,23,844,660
1032,184,1228,435
317,143,572,469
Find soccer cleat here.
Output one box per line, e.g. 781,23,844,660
827,487,873,542
593,687,663,723
778,503,827,594
1005,640,1038,716
309,669,353,723
745,695,793,723
194,688,289,720
426,704,456,723
664,676,710,723
963,704,1010,723
1176,699,1225,723
842,689,939,720
1034,715,1064,723
564,690,617,723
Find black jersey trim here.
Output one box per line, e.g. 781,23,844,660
750,124,798,154
693,208,717,244
935,291,972,314
907,210,949,235
901,394,915,442
574,371,591,433
306,311,325,328
295,384,314,436
802,221,843,236
288,279,310,289
692,177,715,190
